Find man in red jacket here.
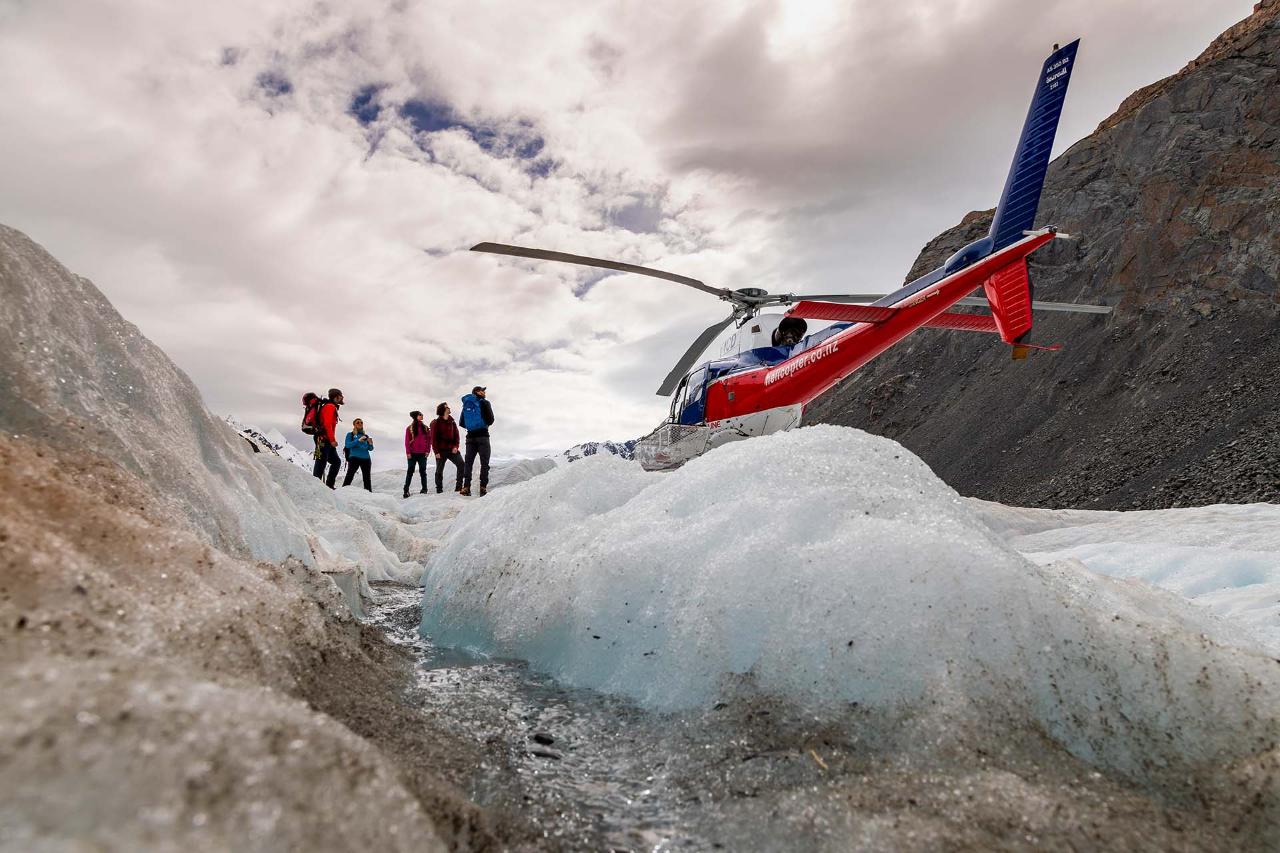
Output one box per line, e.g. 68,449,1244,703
430,402,464,493
311,388,344,488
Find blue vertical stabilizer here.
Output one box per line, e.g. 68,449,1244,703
988,40,1081,251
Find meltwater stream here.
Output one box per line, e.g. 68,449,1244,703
369,583,730,850
366,583,1262,852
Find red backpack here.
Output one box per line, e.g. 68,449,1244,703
300,392,322,435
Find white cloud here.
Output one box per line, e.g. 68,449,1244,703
0,0,1256,459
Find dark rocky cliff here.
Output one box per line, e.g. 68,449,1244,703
807,1,1280,510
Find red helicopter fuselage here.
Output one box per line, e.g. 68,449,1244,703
706,230,1057,422
470,40,1103,470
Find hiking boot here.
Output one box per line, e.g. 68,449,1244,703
479,486,488,497
419,489,428,494
459,486,471,497
436,488,443,494
402,491,409,499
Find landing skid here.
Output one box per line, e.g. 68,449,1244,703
636,405,802,471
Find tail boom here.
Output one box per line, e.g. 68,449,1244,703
705,231,1059,419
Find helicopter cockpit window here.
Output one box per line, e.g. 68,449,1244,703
679,367,709,425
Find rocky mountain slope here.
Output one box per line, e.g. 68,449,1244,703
807,0,1280,510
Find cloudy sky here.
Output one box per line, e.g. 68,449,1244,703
0,0,1254,459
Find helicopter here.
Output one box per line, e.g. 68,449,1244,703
473,39,1110,471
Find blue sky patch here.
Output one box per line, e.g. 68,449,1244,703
349,84,384,125
515,135,544,160
400,99,456,134
399,99,548,168
610,196,664,234
526,158,557,179
573,269,621,297
256,70,293,97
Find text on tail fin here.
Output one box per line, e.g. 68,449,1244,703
989,39,1081,251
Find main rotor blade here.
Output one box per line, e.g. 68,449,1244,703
954,296,1112,314
657,315,735,397
471,242,733,300
785,293,885,303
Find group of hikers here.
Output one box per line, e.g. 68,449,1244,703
301,386,496,499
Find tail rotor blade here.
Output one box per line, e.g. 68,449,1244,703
657,315,735,397
1029,299,1112,314
471,242,734,300
954,296,1111,314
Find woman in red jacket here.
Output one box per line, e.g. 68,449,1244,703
430,402,465,494
403,410,431,498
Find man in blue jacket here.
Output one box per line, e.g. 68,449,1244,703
342,418,375,491
459,386,494,496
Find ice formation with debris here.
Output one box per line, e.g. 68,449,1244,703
422,425,1280,782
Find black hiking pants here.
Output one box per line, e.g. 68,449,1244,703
343,457,372,491
464,435,490,489
434,450,464,491
313,441,341,489
404,453,429,494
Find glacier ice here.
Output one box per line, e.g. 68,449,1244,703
0,225,448,602
421,425,1280,781
261,456,472,585
970,500,1280,653
0,225,318,567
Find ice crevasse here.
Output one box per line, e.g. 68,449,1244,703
422,425,1280,779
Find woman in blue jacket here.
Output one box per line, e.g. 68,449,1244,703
342,418,375,491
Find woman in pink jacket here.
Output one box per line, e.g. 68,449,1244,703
403,410,431,498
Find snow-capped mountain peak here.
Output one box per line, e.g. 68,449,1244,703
225,415,314,471
562,439,638,462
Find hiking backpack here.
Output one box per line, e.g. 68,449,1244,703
460,395,484,431
300,393,322,435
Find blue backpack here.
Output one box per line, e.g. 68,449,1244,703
460,395,484,431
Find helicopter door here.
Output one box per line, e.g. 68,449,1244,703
678,367,709,425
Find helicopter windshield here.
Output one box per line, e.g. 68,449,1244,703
680,367,708,424
669,367,709,425
668,376,687,422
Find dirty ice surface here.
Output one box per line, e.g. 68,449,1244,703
421,426,1280,783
